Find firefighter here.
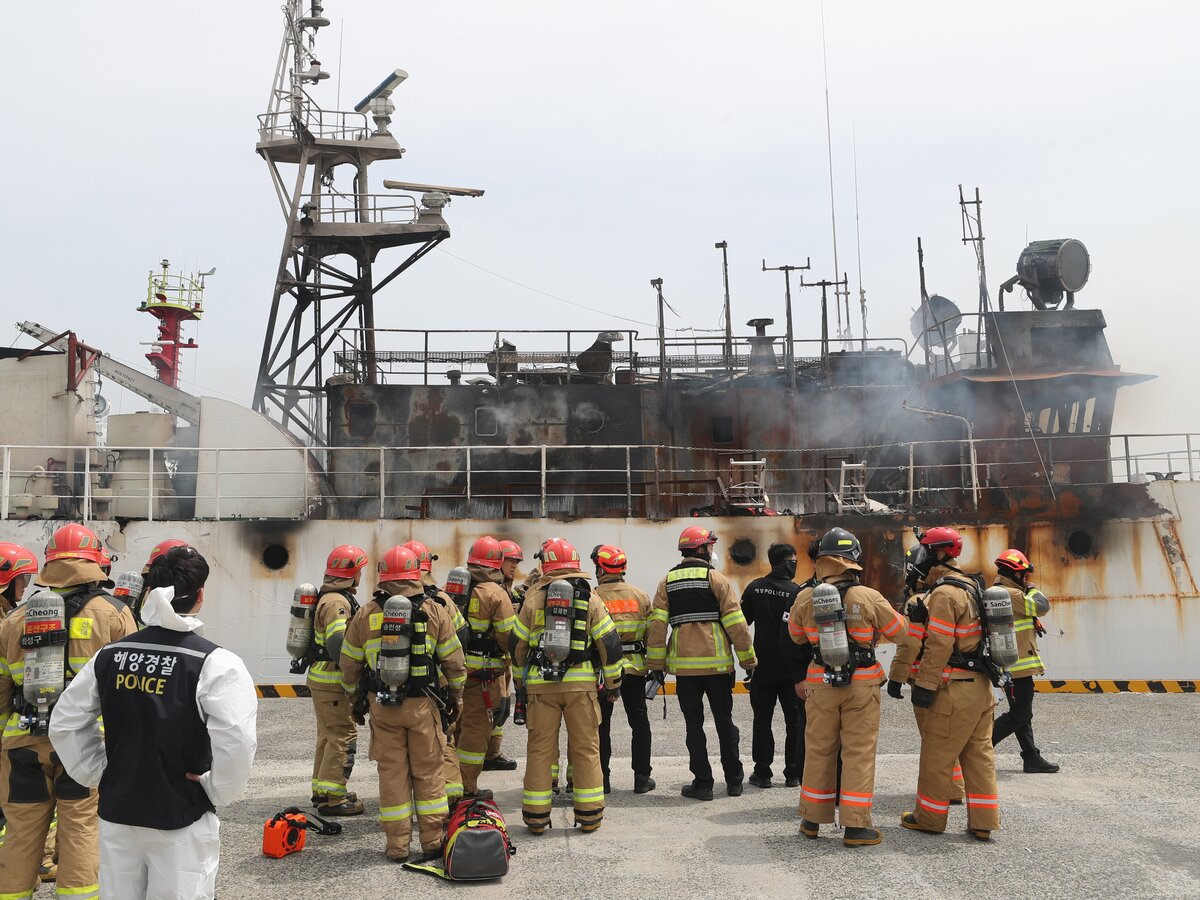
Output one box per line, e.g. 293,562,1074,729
307,545,369,816
591,544,655,794
511,538,623,834
900,527,1001,841
788,528,918,846
453,537,517,801
404,540,472,803
482,540,524,773
50,545,257,900
887,545,966,804
340,545,466,862
647,526,757,800
0,543,38,615
991,549,1059,773
0,523,137,900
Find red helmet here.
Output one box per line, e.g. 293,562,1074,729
592,544,627,574
678,525,718,551
499,540,523,562
142,538,190,574
995,548,1033,575
402,540,437,573
0,544,38,589
540,537,580,574
378,545,422,581
467,536,504,569
44,524,106,565
919,526,963,558
325,544,369,578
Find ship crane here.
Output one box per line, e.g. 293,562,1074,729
16,321,201,425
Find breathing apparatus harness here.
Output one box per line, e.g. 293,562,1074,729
811,578,878,687
926,572,1009,688
530,577,593,683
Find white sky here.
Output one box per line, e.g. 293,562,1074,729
2,1,1197,434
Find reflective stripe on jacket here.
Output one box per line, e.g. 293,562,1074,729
996,575,1045,678
646,558,755,677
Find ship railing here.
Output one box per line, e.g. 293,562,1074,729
330,327,910,384
1,434,1196,523
257,103,372,144
309,191,419,226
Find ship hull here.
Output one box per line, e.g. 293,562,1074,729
4,481,1194,683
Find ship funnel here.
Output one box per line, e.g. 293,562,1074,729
746,318,778,375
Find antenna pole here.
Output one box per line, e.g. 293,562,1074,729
651,278,666,384
715,241,732,376
853,133,868,350
820,2,848,342
959,184,992,365
762,259,812,390
917,238,932,376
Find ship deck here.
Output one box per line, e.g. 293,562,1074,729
207,692,1197,899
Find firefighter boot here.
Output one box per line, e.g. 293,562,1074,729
843,827,883,847
900,812,942,835
483,754,518,771
1022,751,1060,774
318,795,365,816
799,819,820,839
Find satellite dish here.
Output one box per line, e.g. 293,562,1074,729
1015,239,1090,310
909,294,962,355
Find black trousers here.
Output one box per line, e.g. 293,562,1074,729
676,673,743,788
749,675,802,779
599,674,652,778
992,676,1038,754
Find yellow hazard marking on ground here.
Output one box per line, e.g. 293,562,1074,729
255,679,1197,698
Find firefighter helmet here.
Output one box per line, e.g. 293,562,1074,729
816,527,862,563
499,540,524,562
678,526,718,551
325,544,369,578
44,524,107,565
540,537,581,573
0,544,38,589
467,536,504,569
378,545,422,581
919,526,963,558
592,544,627,574
142,538,190,574
402,540,438,573
995,548,1034,576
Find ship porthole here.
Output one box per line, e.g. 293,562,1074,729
730,538,757,567
1066,531,1093,557
262,544,290,570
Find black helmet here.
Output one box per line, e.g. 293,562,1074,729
904,544,931,592
816,527,862,563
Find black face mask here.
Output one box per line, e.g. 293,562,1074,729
774,558,798,580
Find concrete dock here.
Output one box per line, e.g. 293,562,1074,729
70,692,1197,898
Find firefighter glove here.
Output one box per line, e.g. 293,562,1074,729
907,598,929,625
910,685,936,709
604,688,621,702
886,679,904,700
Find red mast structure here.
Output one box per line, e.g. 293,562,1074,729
139,259,210,388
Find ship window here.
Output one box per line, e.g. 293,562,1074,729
346,402,377,439
475,407,498,436
713,416,734,444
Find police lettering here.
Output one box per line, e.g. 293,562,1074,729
115,672,167,694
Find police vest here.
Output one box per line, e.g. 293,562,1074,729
94,626,217,830
665,561,720,626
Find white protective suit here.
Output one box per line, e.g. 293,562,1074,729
49,587,258,900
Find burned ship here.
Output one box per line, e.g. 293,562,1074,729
0,1,1195,688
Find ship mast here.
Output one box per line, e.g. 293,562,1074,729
252,1,480,442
